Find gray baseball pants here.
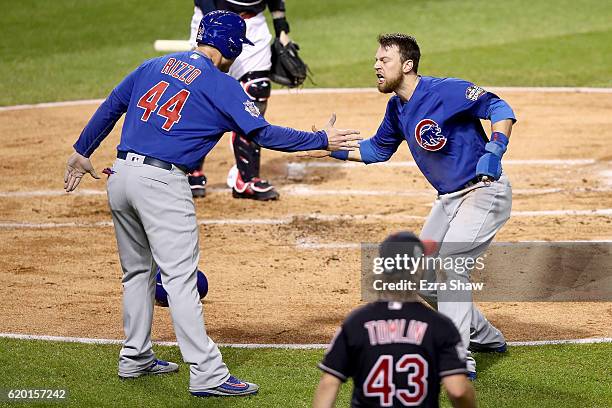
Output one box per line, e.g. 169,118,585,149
107,153,229,391
419,174,512,372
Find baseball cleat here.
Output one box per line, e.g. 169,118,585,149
118,359,179,379
188,171,207,198
469,342,507,353
232,178,279,201
190,375,259,397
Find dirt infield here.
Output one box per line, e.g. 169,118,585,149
0,90,611,344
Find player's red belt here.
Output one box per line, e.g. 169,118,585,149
117,151,188,173
239,12,256,19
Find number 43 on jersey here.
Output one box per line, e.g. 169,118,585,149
364,354,428,407
137,81,190,131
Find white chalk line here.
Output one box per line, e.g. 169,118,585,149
510,209,612,217
287,159,600,170
1,87,611,112
2,209,612,230
295,239,612,250
2,184,611,199
0,189,107,198
507,338,612,346
0,333,610,348
0,99,104,112
273,87,612,95
296,239,361,250
279,185,612,197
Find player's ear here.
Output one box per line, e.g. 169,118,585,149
402,60,414,74
402,59,414,74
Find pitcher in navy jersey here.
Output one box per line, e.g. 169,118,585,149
63,11,360,397
313,232,475,408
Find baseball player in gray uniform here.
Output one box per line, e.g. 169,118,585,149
64,11,360,397
306,34,515,379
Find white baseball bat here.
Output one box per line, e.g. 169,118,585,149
153,40,192,52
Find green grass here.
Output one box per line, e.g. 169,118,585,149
0,339,610,407
1,0,611,105
0,339,349,408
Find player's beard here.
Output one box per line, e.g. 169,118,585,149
377,69,403,94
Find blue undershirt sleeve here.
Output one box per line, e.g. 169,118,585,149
358,138,397,164
483,98,517,124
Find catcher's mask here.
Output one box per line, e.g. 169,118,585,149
196,10,254,60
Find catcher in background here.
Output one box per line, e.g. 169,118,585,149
313,232,475,408
188,0,307,200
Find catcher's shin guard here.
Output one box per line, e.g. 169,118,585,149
231,131,279,201
232,131,262,182
230,73,278,201
234,72,270,182
240,71,271,103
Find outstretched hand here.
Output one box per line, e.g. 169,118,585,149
319,113,361,152
298,114,361,159
64,152,100,192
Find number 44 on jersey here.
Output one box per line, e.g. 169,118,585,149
137,81,190,131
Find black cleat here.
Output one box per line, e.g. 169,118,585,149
189,171,207,198
469,342,507,353
232,178,279,201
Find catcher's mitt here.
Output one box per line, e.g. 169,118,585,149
270,38,309,88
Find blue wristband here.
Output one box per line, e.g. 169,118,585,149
484,132,509,158
330,150,349,160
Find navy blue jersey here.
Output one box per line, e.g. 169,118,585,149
195,0,285,15
359,77,516,194
319,301,467,408
74,51,326,171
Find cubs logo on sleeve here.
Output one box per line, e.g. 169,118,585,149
414,119,447,151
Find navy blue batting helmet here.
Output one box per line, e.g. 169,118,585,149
196,10,253,60
378,231,438,275
155,267,208,308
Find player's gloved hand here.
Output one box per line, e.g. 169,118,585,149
64,151,100,192
476,132,509,181
320,113,361,152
